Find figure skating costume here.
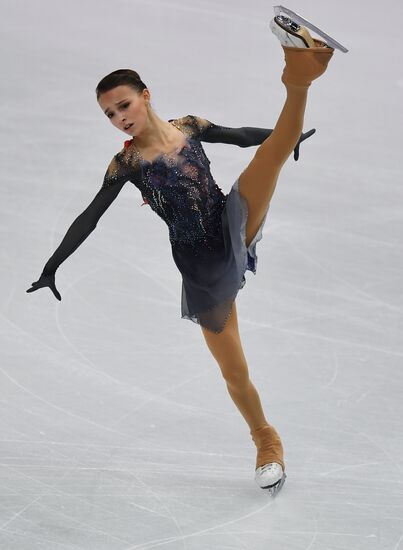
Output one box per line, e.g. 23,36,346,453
39,116,313,334
28,4,347,497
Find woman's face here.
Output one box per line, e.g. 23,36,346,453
98,85,150,137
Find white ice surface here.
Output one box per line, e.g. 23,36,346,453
1,0,403,548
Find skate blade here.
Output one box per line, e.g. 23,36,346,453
273,5,349,53
261,472,287,497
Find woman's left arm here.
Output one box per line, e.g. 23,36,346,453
193,116,316,161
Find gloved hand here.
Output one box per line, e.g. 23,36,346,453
294,128,316,161
26,272,62,301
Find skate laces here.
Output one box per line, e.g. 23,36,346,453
260,463,275,472
258,462,282,473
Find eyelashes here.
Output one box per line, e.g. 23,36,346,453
107,102,130,119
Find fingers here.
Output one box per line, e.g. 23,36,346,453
48,275,62,300
294,128,316,160
304,128,316,139
26,278,61,300
26,280,41,292
50,284,62,301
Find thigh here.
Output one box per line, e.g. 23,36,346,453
200,301,249,383
238,146,283,248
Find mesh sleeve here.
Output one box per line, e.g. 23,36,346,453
191,115,274,147
41,155,129,275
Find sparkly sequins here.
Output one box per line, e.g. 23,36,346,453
103,116,228,248
41,115,280,333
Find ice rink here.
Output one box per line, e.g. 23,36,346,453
2,0,403,548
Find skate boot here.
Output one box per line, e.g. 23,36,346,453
269,15,335,88
251,423,287,496
268,6,345,88
269,13,323,49
280,37,334,88
273,5,349,53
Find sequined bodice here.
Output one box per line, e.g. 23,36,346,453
40,115,308,278
135,127,227,245
94,115,276,250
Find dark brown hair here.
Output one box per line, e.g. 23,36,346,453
95,69,148,100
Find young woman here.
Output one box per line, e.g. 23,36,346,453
27,12,340,496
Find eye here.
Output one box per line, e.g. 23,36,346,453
106,102,130,119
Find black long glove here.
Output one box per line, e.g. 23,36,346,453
294,128,316,161
25,159,130,303
194,115,316,160
195,116,316,161
26,272,62,301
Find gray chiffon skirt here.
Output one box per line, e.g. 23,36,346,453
171,177,269,334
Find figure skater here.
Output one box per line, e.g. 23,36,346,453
27,11,342,496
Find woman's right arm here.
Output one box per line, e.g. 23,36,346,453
42,154,129,275
26,154,130,299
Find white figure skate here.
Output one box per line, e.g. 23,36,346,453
271,5,348,52
255,462,287,496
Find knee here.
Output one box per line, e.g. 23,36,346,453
255,141,287,169
220,360,250,389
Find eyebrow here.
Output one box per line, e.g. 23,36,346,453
104,98,129,115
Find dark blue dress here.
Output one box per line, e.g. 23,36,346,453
40,115,307,333
134,117,270,333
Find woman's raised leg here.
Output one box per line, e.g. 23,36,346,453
238,42,334,248
238,84,309,247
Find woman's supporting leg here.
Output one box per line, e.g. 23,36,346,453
238,83,309,248
200,300,269,432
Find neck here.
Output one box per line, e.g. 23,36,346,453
133,109,172,149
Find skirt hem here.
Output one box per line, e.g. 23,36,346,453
178,176,269,334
